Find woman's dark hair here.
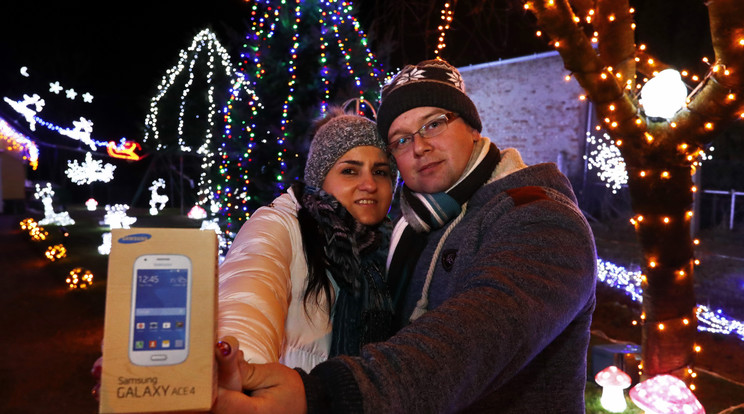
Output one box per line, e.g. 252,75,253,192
296,107,348,314
296,189,333,315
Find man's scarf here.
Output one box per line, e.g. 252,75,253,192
299,186,393,357
386,139,500,328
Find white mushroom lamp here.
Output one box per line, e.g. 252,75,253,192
629,374,705,414
595,365,632,412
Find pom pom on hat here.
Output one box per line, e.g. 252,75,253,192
377,59,482,140
304,108,397,189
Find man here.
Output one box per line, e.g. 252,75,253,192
214,59,597,413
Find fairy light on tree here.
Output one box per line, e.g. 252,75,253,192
143,28,243,213
435,1,457,57
584,131,628,193
525,0,744,383
216,0,384,241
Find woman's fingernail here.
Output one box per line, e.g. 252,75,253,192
217,340,231,356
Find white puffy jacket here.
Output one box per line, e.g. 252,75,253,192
217,188,333,372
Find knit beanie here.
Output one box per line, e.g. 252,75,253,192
304,109,398,189
377,59,482,140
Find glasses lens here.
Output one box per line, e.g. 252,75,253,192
421,114,449,138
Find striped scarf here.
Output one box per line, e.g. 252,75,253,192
386,139,500,328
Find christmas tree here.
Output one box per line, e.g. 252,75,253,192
215,0,385,239
141,28,247,213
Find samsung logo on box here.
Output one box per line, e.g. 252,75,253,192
118,233,152,244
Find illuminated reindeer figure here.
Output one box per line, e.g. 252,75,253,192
148,178,169,215
34,182,75,226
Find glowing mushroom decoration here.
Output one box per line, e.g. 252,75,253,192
595,365,632,413
86,198,99,211
629,374,705,414
187,205,208,220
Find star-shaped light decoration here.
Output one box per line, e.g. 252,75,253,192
65,88,77,100
49,81,63,94
82,92,94,103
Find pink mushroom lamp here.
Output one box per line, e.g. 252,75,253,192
629,374,705,414
595,365,632,412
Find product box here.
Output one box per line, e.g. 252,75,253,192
99,228,218,413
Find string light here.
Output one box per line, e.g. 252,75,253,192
597,258,744,341
45,244,67,261
66,267,94,290
217,0,384,245
143,28,240,213
0,118,39,169
584,131,627,193
435,2,456,56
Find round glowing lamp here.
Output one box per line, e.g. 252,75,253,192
629,374,705,414
595,365,632,412
639,69,688,119
45,244,67,261
66,267,94,290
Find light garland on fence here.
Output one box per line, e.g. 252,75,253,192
0,118,39,169
598,258,744,342
65,152,116,185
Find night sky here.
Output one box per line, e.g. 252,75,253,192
0,0,715,161
0,0,249,142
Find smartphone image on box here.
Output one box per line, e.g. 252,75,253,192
129,254,192,366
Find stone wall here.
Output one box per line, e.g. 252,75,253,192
460,51,590,184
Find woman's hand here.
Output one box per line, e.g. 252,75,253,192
213,337,307,414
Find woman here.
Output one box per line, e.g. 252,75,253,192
217,108,397,372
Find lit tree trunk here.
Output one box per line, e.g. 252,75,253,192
524,0,744,380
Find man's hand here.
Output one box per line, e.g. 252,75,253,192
213,338,307,414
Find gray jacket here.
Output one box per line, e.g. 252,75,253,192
302,149,597,413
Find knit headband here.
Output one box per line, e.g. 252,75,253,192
377,59,482,140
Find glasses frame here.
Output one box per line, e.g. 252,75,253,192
387,112,459,155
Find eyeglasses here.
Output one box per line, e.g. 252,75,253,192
387,112,459,155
